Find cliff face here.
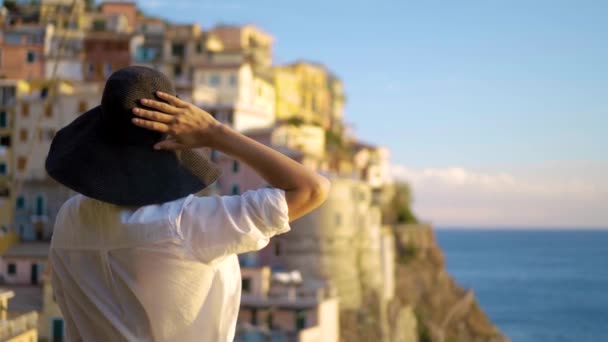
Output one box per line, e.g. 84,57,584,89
390,224,508,342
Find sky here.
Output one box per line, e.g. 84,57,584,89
138,0,608,228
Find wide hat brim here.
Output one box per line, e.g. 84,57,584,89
46,106,222,206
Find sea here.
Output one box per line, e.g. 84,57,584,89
435,229,608,342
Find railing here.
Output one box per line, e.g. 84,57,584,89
0,311,38,341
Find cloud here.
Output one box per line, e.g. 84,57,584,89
391,164,608,228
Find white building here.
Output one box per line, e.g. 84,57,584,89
194,62,275,132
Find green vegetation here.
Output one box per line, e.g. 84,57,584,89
383,182,418,225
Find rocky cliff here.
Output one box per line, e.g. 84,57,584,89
388,224,508,342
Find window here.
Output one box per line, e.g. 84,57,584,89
7,263,16,275
295,310,307,330
21,103,29,117
242,278,251,293
171,43,185,57
78,100,87,113
173,65,182,78
0,135,10,147
1,87,16,106
209,74,221,87
16,195,25,209
231,184,240,195
335,213,341,226
26,51,35,63
92,19,106,31
88,63,94,75
0,162,6,175
0,111,6,127
19,129,28,142
44,104,53,118
39,129,55,141
196,42,203,53
17,156,27,171
228,74,237,86
232,160,239,173
35,194,45,216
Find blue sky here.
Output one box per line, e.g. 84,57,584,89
139,0,608,227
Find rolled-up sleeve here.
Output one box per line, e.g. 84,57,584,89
177,188,291,263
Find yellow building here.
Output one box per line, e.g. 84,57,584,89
12,80,100,241
0,289,38,342
273,61,345,133
0,80,30,236
273,62,330,127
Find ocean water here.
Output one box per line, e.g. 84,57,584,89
435,229,608,342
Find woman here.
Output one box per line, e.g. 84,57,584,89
46,66,329,341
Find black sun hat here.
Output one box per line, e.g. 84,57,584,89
45,66,222,206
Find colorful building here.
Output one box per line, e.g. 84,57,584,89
0,242,48,285
0,80,30,235
82,30,137,82
194,62,276,131
273,61,333,128
99,1,137,33
0,24,47,80
236,266,339,342
12,81,100,240
209,24,274,71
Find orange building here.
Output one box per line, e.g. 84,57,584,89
83,31,133,82
99,1,137,32
0,25,46,80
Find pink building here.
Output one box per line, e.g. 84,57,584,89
236,267,339,342
0,242,48,285
214,128,307,196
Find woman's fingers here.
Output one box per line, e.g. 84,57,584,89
156,91,189,108
132,117,170,133
139,98,181,115
132,107,174,123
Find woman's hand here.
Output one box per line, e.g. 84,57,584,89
133,92,329,221
132,91,221,150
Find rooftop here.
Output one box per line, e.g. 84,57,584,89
2,242,50,259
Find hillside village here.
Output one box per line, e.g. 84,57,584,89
0,1,506,342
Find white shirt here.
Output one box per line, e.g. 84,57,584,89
50,188,290,342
